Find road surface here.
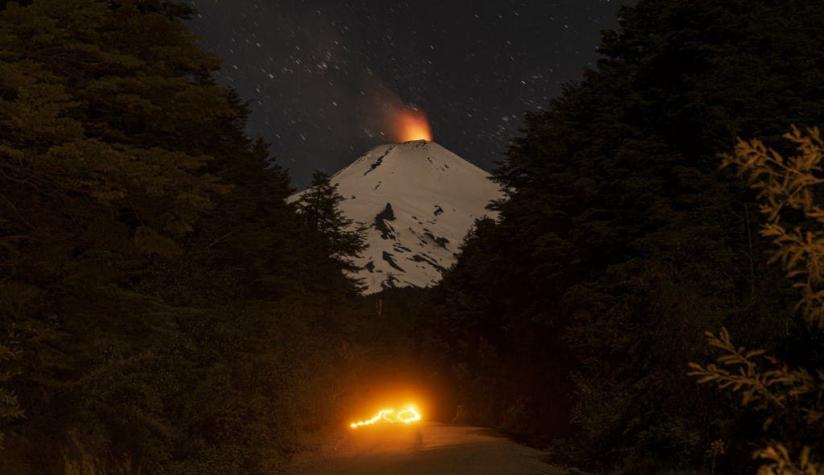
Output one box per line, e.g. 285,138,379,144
290,423,564,475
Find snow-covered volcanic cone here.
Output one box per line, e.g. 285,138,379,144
293,140,502,294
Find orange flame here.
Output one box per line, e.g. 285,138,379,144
349,405,422,429
392,108,432,143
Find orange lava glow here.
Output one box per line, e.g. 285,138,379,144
392,108,433,142
349,405,422,429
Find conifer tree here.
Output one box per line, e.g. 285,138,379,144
296,171,366,273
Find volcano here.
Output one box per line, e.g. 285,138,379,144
294,140,502,294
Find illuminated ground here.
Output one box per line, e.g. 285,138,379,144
290,423,563,475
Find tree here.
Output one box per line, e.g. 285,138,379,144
0,1,365,472
0,344,22,449
0,0,245,468
421,0,824,471
295,171,366,273
691,128,824,474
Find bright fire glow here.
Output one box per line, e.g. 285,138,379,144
392,108,433,143
349,405,422,429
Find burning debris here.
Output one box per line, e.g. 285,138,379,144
349,405,422,429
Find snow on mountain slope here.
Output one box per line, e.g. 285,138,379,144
293,140,502,294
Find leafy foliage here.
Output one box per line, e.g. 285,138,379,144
420,0,824,472
0,344,22,449
0,1,366,472
691,129,824,474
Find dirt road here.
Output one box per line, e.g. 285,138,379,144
290,423,564,475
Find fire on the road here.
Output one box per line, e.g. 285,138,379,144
349,405,422,429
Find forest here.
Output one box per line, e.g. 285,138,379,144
1,0,823,474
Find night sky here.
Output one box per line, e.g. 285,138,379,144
186,0,633,187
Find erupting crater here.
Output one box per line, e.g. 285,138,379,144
391,107,432,143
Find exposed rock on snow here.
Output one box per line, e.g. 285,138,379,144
292,140,502,294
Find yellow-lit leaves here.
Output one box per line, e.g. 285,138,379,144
689,328,785,410
756,444,822,475
695,128,824,474
723,128,824,329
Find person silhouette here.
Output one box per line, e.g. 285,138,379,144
413,426,423,449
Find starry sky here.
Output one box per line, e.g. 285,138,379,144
186,0,634,187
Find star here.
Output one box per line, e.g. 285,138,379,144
186,0,633,187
